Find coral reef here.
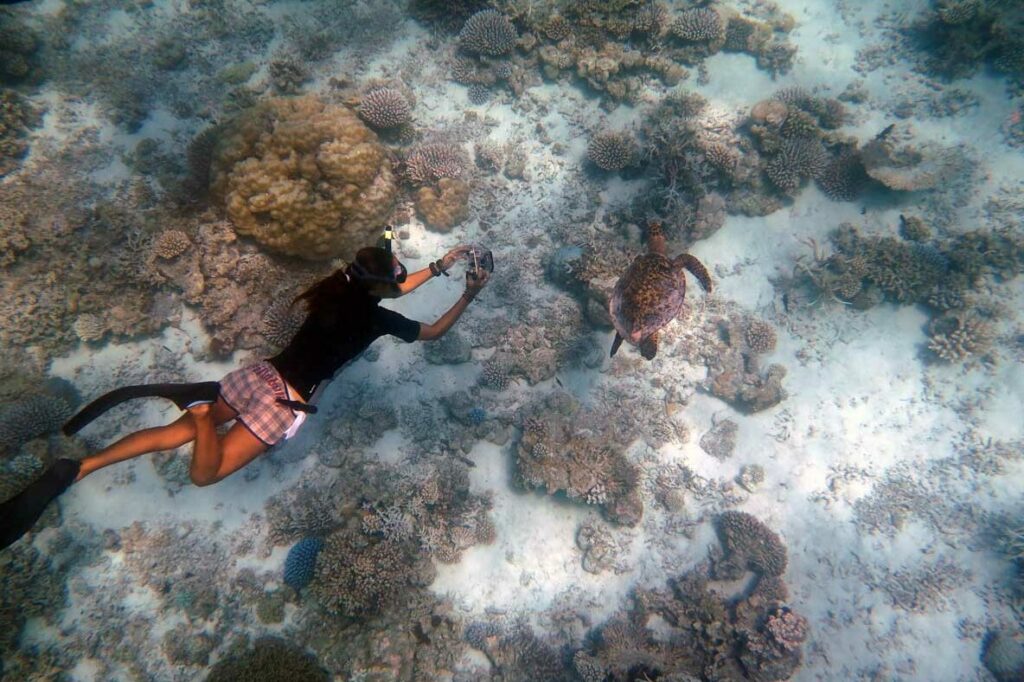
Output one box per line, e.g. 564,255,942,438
209,96,397,260
464,621,566,680
284,537,324,591
577,519,626,574
859,127,971,192
587,129,637,172
0,89,40,176
415,177,471,231
310,521,433,618
699,418,738,461
745,318,778,354
204,636,329,682
983,629,1024,682
0,543,69,652
713,510,788,579
0,12,40,84
357,87,413,130
458,9,517,57
515,392,644,526
737,463,766,493
576,519,806,681
404,142,467,186
927,309,994,363
0,393,74,457
670,8,725,45
152,229,192,260
765,138,828,194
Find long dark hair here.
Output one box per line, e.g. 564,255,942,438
293,246,395,318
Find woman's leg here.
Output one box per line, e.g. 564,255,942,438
75,398,238,481
189,416,269,486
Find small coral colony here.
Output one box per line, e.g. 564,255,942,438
1,0,1023,680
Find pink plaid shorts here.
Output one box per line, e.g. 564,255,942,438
218,361,305,445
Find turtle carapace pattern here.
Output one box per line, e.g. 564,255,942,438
609,221,712,360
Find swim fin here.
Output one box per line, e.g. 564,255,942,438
62,382,221,436
0,458,80,550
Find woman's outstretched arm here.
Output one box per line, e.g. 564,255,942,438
398,246,474,296
417,270,489,340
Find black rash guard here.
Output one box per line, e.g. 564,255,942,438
268,299,420,400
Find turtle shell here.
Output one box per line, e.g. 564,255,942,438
609,252,686,345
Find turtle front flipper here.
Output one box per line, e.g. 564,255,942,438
610,332,624,357
674,253,712,294
639,332,659,360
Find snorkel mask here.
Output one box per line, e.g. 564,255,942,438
348,227,408,285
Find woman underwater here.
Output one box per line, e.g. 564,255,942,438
0,234,490,550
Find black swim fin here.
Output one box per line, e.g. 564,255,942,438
62,382,221,435
0,458,80,550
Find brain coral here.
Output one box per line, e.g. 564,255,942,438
458,9,517,56
209,96,397,260
283,536,324,591
414,178,470,232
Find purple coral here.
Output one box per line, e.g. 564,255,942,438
358,87,412,130
458,9,517,57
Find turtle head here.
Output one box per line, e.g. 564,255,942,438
647,221,667,255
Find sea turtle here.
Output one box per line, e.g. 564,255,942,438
609,221,712,360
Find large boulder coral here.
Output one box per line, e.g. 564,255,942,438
204,637,329,682
209,96,397,260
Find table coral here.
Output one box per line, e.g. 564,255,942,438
209,96,397,260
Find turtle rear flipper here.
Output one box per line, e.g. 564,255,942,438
674,253,712,294
610,332,624,357
640,332,659,360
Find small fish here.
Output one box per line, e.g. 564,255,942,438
555,376,564,388
875,123,896,140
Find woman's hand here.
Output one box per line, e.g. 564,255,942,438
464,268,490,300
439,245,473,273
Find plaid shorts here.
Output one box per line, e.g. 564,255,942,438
219,361,305,446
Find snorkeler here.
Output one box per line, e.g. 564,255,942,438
0,232,492,550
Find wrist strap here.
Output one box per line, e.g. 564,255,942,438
429,261,441,277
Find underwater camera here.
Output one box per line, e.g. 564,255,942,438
465,244,494,279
